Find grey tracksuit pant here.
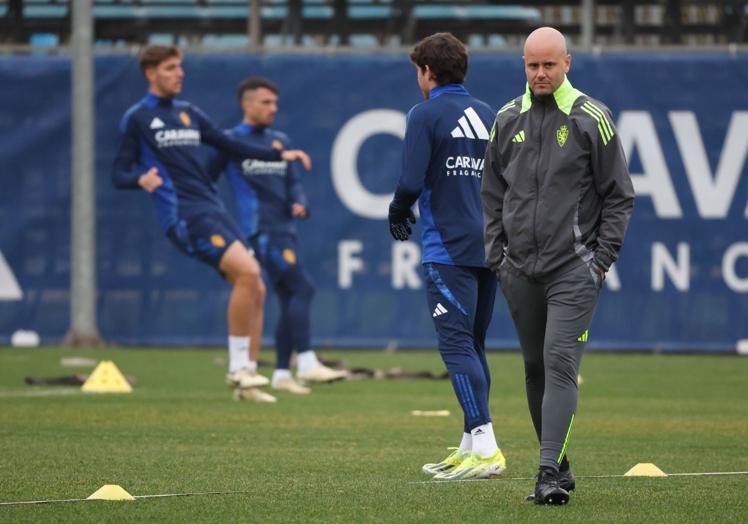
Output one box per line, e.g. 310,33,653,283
499,260,602,470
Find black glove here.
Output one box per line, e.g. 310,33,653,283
388,209,416,241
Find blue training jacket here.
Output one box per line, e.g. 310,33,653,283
208,123,308,239
390,84,494,268
111,92,282,233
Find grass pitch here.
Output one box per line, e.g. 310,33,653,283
1,347,747,522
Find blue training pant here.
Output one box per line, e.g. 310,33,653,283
250,232,315,370
424,262,497,432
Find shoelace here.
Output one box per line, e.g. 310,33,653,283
443,447,471,464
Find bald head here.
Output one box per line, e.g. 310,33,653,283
524,27,568,57
523,27,571,96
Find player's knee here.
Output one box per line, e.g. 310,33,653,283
541,350,577,385
439,341,476,362
523,359,544,383
256,278,267,305
234,264,262,291
295,279,315,302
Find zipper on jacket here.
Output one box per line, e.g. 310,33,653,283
531,102,545,276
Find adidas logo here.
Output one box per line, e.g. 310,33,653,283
472,428,485,436
512,130,525,143
450,107,490,140
432,303,448,317
150,117,165,129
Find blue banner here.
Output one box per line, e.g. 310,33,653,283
1,52,747,351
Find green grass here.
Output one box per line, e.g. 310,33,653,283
1,348,747,522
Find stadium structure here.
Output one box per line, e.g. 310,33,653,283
0,0,746,49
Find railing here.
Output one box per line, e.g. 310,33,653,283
0,0,746,48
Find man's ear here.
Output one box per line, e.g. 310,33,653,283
424,64,436,82
144,67,156,83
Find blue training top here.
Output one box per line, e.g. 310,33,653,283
390,84,494,268
112,92,282,232
208,123,308,239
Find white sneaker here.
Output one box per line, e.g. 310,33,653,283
226,368,270,389
272,377,311,395
233,388,277,403
297,364,347,385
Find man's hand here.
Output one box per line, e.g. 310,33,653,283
389,209,416,241
291,203,308,219
282,150,312,171
138,167,163,192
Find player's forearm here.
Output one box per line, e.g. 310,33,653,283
592,139,635,271
389,185,419,221
288,180,308,209
594,195,634,271
206,129,281,162
481,155,508,272
482,207,506,271
111,162,143,190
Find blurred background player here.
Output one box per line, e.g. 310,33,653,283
112,45,312,402
482,27,634,504
388,33,506,480
208,77,347,395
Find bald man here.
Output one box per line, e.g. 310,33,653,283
481,27,634,504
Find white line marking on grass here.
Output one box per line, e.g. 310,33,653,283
134,490,250,500
409,470,748,485
0,498,88,506
6,471,748,506
0,490,252,506
668,471,748,477
0,388,80,398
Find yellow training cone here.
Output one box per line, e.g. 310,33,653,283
87,484,135,501
624,463,667,477
81,361,133,393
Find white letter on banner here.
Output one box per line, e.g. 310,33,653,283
617,112,682,218
723,243,748,293
669,111,748,219
604,263,621,291
652,242,690,291
331,109,406,219
0,251,22,300
392,241,422,289
338,240,364,289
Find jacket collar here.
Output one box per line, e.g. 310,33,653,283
144,91,173,108
235,122,267,135
521,77,582,116
430,83,469,99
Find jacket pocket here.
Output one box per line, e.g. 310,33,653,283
586,261,602,289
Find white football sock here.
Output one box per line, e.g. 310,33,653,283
247,360,258,373
470,422,499,457
297,350,320,372
228,336,250,373
272,369,292,385
458,432,472,453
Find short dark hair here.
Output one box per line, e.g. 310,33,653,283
409,32,468,85
138,45,182,74
237,77,279,101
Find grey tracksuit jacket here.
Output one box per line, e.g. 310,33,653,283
481,77,635,281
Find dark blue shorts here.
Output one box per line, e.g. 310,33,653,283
166,210,245,270
250,232,301,285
